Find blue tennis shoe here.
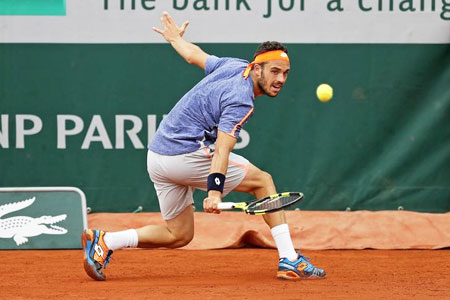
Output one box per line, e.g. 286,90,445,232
277,250,326,280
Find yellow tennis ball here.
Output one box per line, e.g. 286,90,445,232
316,83,333,102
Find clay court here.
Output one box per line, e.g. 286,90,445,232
1,248,449,299
2,211,449,299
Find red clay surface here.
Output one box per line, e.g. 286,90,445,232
1,249,449,299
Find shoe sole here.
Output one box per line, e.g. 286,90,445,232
277,271,327,280
81,230,106,281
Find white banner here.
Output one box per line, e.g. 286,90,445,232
1,0,450,43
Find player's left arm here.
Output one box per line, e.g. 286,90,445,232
153,12,209,70
203,131,237,214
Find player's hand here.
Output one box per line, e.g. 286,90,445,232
203,191,222,214
152,12,189,42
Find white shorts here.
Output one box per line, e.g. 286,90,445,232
147,147,250,220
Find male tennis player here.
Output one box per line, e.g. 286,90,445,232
82,12,326,281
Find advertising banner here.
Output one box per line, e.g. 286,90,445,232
1,1,449,213
0,0,449,43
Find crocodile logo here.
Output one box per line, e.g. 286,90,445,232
0,197,67,246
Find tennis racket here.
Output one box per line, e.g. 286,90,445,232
217,192,303,215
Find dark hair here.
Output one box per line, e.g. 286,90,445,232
253,41,288,59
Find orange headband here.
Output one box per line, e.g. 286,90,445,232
243,50,289,79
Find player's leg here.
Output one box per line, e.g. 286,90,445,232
82,201,194,281
234,164,297,258
114,149,196,249
103,202,194,249
136,203,194,248
81,151,196,281
234,162,326,280
82,198,194,282
233,164,286,225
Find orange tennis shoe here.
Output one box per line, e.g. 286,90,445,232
81,229,114,281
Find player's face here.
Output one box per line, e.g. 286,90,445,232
257,60,290,97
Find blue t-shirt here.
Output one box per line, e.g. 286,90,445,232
149,56,255,155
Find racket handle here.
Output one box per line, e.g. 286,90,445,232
217,202,235,210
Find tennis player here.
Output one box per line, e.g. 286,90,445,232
82,12,326,281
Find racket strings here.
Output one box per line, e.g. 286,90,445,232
251,195,297,211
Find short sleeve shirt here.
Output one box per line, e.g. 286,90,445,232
149,56,254,155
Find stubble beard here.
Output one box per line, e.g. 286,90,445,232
257,72,278,98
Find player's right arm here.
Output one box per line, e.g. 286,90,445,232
153,12,209,70
203,130,237,214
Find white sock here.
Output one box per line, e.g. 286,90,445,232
103,229,139,251
270,224,298,261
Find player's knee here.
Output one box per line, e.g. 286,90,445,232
168,232,194,248
260,171,274,188
246,170,275,195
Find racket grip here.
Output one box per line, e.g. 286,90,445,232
217,202,235,210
